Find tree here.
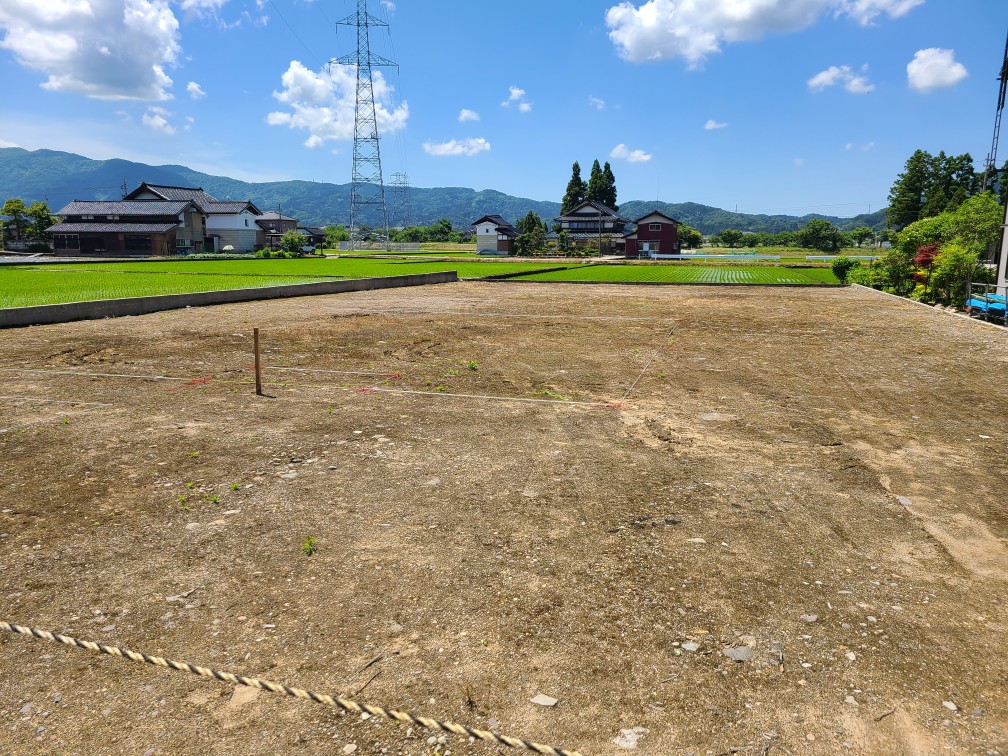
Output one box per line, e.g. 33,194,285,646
831,255,861,284
944,192,1003,255
945,186,967,212
931,243,987,307
1,198,28,242
426,218,454,243
586,159,604,204
600,161,618,210
323,224,349,247
919,186,947,219
560,162,587,215
514,211,546,256
678,224,702,249
278,229,308,256
796,219,844,251
849,226,876,247
26,201,52,242
887,150,931,230
717,228,744,248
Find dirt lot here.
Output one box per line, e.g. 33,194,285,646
0,282,1006,756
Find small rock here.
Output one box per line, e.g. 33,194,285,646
343,745,358,755
388,621,404,634
53,694,62,704
799,614,818,624
101,624,115,632
144,749,155,756
846,651,857,661
487,718,498,730
867,616,877,623
614,726,648,749
845,696,858,706
943,700,958,713
686,537,706,544
681,641,700,652
20,702,33,715
426,736,437,746
531,694,558,707
896,496,912,507
722,646,753,662
280,471,298,480
437,735,447,745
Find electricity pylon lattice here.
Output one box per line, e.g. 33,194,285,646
982,29,1008,191
389,171,413,229
333,0,396,250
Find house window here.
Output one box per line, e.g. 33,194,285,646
125,235,153,251
81,214,94,220
53,234,80,250
245,218,249,226
649,223,661,231
637,240,659,253
107,215,119,221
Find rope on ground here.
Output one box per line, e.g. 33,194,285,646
0,621,586,756
620,325,677,403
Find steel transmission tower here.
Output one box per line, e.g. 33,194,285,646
389,171,413,228
982,29,1008,191
333,0,396,249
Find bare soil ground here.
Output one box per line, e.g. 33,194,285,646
0,282,1006,756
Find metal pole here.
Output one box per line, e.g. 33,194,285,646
254,328,262,396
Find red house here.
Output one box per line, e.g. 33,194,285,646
624,210,680,258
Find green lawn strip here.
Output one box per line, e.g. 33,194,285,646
1,258,576,307
0,269,335,308
508,263,839,285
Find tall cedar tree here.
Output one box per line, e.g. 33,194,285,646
601,162,618,211
586,160,604,205
886,150,930,230
887,149,979,230
560,162,587,215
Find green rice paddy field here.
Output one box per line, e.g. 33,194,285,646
0,258,838,308
510,263,839,285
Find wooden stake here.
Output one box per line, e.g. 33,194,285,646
253,328,262,396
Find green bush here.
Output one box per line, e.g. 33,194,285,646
847,265,881,288
830,255,861,284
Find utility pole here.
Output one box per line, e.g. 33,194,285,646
389,171,413,229
333,0,396,251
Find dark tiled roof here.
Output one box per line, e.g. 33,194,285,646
633,210,681,225
48,222,178,234
555,200,628,223
56,200,191,216
127,183,219,211
472,214,519,235
207,201,261,214
257,212,297,221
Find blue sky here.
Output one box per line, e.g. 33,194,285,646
0,0,1004,217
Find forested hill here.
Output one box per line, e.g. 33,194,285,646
0,147,886,233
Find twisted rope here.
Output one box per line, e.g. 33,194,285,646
1,621,584,756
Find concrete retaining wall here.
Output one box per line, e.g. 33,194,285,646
1,271,458,328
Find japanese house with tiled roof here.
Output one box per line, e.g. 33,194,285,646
622,210,681,258
48,199,204,256
472,214,519,255
554,200,629,255
125,183,263,252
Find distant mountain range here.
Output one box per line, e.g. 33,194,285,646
0,147,887,234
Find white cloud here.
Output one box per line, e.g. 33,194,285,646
704,119,728,130
184,115,194,131
380,0,395,11
0,139,19,148
861,140,875,151
422,137,491,157
0,0,181,100
793,157,806,167
142,106,175,134
907,48,968,93
605,0,922,67
458,108,480,122
179,0,227,14
501,85,531,111
610,143,652,163
267,60,409,148
187,81,206,99
589,96,606,110
807,64,874,93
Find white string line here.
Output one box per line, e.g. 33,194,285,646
620,326,677,402
0,367,181,381
0,395,113,407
